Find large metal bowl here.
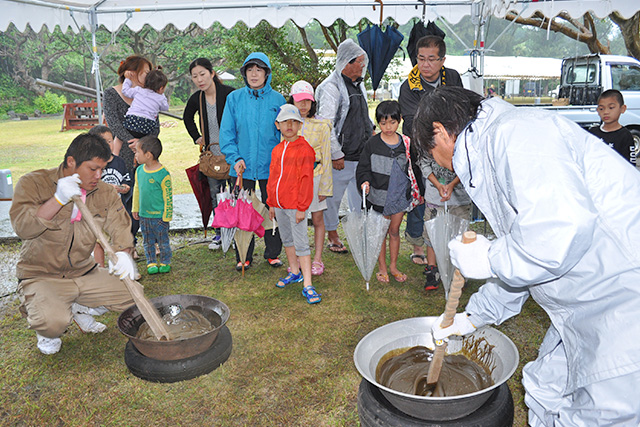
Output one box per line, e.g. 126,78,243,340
117,294,230,361
353,316,518,421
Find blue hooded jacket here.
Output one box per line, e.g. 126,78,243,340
220,52,286,181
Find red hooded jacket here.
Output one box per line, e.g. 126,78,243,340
266,136,315,211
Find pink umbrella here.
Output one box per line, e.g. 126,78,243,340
211,190,238,254
236,196,265,236
211,198,238,229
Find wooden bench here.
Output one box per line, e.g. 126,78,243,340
62,102,99,131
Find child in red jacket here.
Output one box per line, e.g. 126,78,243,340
267,104,320,304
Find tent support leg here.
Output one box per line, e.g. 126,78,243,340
69,8,133,125
89,9,103,124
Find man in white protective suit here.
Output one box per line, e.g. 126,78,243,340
414,86,640,426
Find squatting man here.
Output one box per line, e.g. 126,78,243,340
10,133,138,355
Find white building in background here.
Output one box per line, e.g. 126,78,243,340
381,56,562,100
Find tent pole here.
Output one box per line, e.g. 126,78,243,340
467,0,485,95
89,8,103,125
433,11,469,51
487,5,528,51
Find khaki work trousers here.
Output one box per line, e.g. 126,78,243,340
19,266,134,338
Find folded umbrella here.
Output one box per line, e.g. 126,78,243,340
357,24,404,93
236,189,265,237
342,188,391,290
407,20,446,66
211,198,238,229
234,229,253,277
185,164,212,238
424,205,469,298
212,182,239,254
251,191,274,233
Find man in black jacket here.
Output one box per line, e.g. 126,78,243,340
399,35,463,289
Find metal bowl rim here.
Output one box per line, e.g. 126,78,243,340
118,294,231,342
353,316,519,402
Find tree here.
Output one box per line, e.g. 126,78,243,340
0,24,85,95
610,12,640,59
95,23,229,101
222,20,332,93
505,10,640,60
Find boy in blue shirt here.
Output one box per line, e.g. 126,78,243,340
132,136,173,274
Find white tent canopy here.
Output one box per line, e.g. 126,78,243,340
2,0,638,121
2,0,639,33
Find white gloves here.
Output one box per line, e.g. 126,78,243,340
448,233,495,279
431,312,477,342
108,251,136,280
54,173,82,205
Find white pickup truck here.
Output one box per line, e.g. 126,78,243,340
539,54,640,154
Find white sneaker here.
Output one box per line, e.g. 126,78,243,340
208,235,222,250
72,303,108,316
73,313,107,333
36,333,62,355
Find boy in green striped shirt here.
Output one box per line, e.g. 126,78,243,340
132,136,173,274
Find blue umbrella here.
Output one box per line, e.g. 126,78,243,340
357,24,404,92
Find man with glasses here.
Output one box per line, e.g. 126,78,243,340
316,39,374,254
399,36,462,139
399,35,466,291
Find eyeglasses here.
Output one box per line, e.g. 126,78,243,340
417,56,444,64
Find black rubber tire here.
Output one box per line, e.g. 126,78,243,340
124,325,232,383
358,379,514,427
629,129,640,159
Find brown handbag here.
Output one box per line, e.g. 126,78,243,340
198,92,231,180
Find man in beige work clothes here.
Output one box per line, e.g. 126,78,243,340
10,133,136,355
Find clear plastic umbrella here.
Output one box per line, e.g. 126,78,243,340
341,188,391,290
424,203,469,298
220,225,236,254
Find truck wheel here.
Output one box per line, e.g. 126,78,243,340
629,129,640,158
357,379,513,427
124,325,232,383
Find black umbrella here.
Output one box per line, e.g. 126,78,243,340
357,24,404,92
407,20,446,66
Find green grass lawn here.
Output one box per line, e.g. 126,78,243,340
0,116,550,426
0,114,197,195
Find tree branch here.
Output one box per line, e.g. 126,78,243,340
610,11,640,60
294,22,318,65
505,11,610,54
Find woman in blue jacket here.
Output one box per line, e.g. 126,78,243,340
220,52,285,271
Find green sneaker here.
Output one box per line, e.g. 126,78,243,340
158,264,171,274
147,263,159,275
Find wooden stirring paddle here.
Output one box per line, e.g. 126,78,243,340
426,230,477,387
72,196,172,341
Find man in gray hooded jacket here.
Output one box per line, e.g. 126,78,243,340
316,39,374,253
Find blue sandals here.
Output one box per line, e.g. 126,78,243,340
302,286,321,304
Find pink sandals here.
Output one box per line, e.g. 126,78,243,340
287,261,325,275
311,261,325,276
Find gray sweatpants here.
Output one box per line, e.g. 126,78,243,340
275,208,311,257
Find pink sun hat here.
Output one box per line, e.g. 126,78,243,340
290,80,315,102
